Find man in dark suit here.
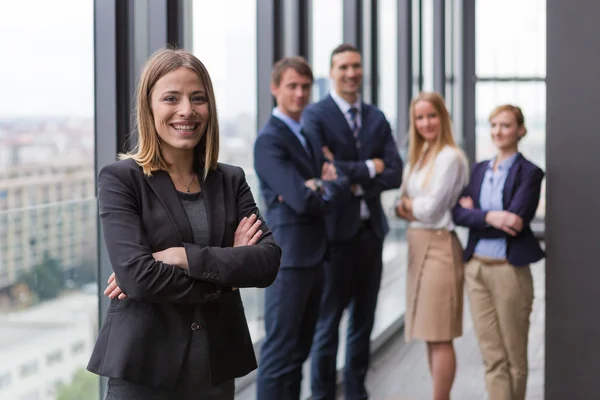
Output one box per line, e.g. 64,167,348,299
254,56,351,400
302,43,403,400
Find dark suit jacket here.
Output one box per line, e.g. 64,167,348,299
254,115,350,268
302,95,403,242
87,158,281,389
452,153,546,266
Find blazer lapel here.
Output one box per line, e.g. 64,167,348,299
304,134,322,176
201,168,226,247
325,95,356,143
144,171,194,244
272,117,316,176
502,154,523,209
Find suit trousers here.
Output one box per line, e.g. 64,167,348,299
256,265,323,400
311,225,383,400
465,257,534,400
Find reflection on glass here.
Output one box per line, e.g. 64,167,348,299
475,82,546,216
311,0,343,102
476,0,546,77
192,0,264,343
421,0,434,91
0,1,98,399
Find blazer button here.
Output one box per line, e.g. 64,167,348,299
191,322,199,331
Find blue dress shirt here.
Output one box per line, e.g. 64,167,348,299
473,153,519,259
272,107,308,153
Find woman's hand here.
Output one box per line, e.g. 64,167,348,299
105,272,127,300
401,197,413,213
485,210,524,236
234,214,263,247
104,217,263,300
459,196,474,209
395,197,416,222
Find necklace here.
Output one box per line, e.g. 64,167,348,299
175,174,197,193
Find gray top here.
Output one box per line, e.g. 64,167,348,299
105,190,234,400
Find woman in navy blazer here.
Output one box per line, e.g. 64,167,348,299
87,48,280,399
452,105,545,400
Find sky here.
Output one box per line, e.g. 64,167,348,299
0,0,546,122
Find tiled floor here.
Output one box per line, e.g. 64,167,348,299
353,259,545,400
237,240,545,400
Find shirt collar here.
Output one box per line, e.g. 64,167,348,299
272,107,303,136
487,153,519,171
330,89,361,115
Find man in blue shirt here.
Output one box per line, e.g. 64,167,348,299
254,56,350,400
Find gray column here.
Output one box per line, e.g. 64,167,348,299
460,0,475,163
343,0,362,47
280,0,309,58
546,1,600,398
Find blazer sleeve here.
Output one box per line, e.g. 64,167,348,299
506,166,545,224
254,133,349,215
452,164,489,230
183,168,281,288
302,106,373,184
469,164,543,236
98,164,221,304
362,118,404,198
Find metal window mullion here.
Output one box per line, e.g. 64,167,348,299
257,0,277,132
433,0,445,95
461,0,476,163
397,0,413,147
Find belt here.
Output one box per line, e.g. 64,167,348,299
473,255,508,266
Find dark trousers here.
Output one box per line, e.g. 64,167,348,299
310,226,383,400
256,265,323,400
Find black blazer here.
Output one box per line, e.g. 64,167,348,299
87,158,281,390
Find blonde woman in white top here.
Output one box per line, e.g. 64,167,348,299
396,92,469,400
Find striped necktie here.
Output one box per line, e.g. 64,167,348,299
348,106,359,137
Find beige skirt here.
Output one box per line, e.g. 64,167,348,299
405,228,465,342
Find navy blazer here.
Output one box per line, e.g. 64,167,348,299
452,153,546,266
302,95,403,242
254,115,351,268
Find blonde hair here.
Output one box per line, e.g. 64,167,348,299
404,92,466,188
489,104,528,136
407,92,459,169
119,47,220,179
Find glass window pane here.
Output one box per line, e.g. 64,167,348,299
311,0,343,101
375,0,407,338
476,0,546,77
193,0,264,343
377,0,398,131
412,0,422,95
476,82,546,217
0,1,98,399
421,0,435,91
